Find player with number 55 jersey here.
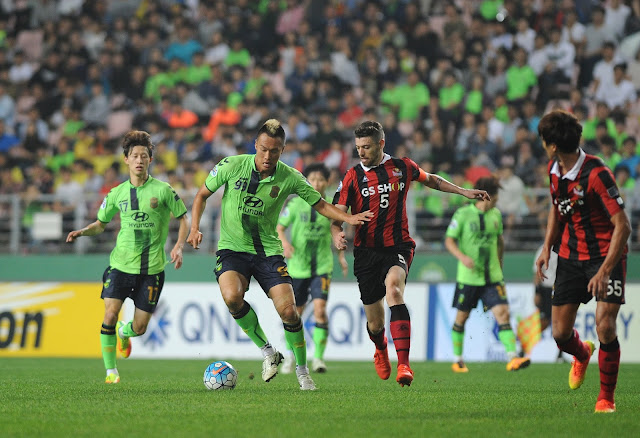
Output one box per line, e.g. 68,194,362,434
331,120,490,387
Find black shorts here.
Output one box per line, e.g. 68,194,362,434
535,284,553,321
101,266,165,313
553,257,626,305
452,282,508,312
353,245,414,305
292,274,330,307
214,249,292,293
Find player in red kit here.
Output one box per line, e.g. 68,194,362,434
331,121,490,386
536,110,630,413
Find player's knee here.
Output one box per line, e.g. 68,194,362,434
133,321,148,335
279,304,299,324
103,312,118,326
552,328,573,344
367,320,385,334
596,320,617,342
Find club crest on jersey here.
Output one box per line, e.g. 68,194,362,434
210,165,218,177
392,168,403,177
150,197,158,208
573,185,584,197
270,186,280,198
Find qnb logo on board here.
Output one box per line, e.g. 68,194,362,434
240,196,265,216
129,211,155,228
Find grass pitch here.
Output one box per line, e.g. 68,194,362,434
1,358,638,437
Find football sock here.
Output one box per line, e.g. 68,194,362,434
389,304,411,366
120,321,139,338
231,301,269,348
367,323,387,350
498,323,517,359
100,323,117,370
284,320,307,366
296,365,309,375
260,343,275,358
312,322,329,359
557,328,590,362
598,338,620,402
452,323,465,358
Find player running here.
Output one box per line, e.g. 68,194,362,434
331,120,490,387
536,110,630,413
277,163,348,374
187,119,372,391
66,130,189,384
445,176,531,373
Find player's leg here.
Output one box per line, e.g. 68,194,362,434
385,265,413,386
554,303,595,389
451,310,470,372
364,299,390,380
102,298,123,383
310,275,330,373
492,303,530,371
283,278,309,374
595,302,622,412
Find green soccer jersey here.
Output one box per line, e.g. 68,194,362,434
98,176,187,275
205,155,322,257
278,196,333,278
446,204,504,286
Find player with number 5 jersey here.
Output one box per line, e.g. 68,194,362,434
331,120,490,387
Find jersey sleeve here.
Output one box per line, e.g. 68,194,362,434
96,189,119,224
591,167,625,217
445,209,463,239
166,183,188,218
333,170,354,206
204,156,234,193
403,157,426,182
293,169,322,206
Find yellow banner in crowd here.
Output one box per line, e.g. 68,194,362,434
0,282,103,358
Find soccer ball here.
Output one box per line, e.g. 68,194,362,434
203,361,238,390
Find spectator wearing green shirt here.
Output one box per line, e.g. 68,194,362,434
184,51,212,86
438,70,465,139
144,63,176,101
464,74,485,115
187,119,372,391
224,39,251,69
597,135,622,170
66,131,189,384
506,46,537,103
581,101,617,142
387,71,430,122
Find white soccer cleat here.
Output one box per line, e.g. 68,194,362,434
297,372,317,391
281,354,295,374
262,350,284,382
312,357,327,373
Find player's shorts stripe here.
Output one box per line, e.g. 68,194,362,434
354,166,370,246
373,166,389,247
130,187,139,210
392,158,408,246
310,209,317,277
478,213,490,284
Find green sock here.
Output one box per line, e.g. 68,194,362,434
498,323,517,354
284,320,307,366
312,323,328,359
121,321,140,338
232,302,268,348
452,323,464,357
100,324,117,370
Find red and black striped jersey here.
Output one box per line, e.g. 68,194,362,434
548,149,627,261
333,155,424,248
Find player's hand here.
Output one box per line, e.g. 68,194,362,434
66,230,82,243
588,269,610,300
282,241,294,259
333,230,347,251
535,251,549,282
464,189,490,201
187,229,203,249
347,210,374,226
170,247,183,269
339,252,348,278
461,255,475,270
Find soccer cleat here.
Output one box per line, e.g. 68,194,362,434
312,357,327,373
594,399,616,413
452,360,469,373
262,350,284,382
281,354,295,374
105,373,120,384
506,356,531,371
373,348,391,380
396,364,414,387
297,372,317,391
569,341,595,390
116,321,131,359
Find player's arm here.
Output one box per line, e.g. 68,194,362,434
330,204,349,251
536,206,562,281
276,224,294,259
588,210,631,299
420,169,489,201
313,198,373,226
498,234,505,269
66,220,106,242
187,184,214,250
445,236,474,269
337,249,348,277
170,214,189,269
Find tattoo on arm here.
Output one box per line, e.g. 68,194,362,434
435,176,442,190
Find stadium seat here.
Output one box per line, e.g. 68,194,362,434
107,111,134,139
16,30,44,62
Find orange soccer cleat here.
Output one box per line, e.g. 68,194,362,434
452,360,469,373
594,399,616,413
569,341,595,390
396,364,414,387
373,348,391,380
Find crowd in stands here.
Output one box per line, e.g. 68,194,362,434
2,0,640,250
